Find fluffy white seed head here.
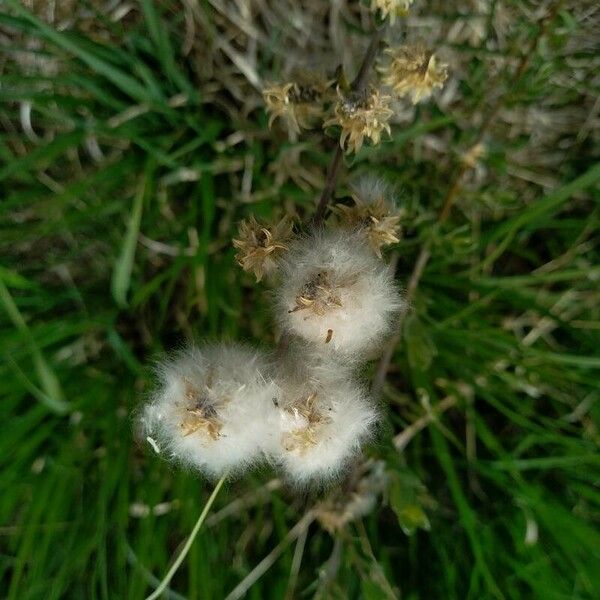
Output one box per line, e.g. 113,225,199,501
275,229,404,355
266,358,379,486
139,344,277,478
279,336,360,380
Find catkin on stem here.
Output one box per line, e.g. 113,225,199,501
140,344,277,478
275,230,404,356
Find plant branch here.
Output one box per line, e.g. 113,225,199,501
393,396,457,451
313,25,388,225
313,146,344,226
284,518,309,600
371,6,560,395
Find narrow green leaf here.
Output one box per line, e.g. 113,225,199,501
111,162,154,308
0,266,38,290
431,426,502,598
140,0,192,95
388,469,431,536
0,130,85,182
404,313,438,372
482,162,600,268
0,280,68,414
107,327,143,375
6,0,152,103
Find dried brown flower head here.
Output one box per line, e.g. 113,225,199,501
315,460,388,532
324,87,393,154
334,182,404,258
233,215,294,281
288,270,346,316
263,75,332,135
380,44,449,104
282,390,331,453
461,142,487,169
178,376,224,440
370,0,414,24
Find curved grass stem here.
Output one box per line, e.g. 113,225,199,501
145,473,228,600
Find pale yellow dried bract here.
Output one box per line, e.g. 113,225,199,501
233,215,294,281
179,411,223,440
461,142,487,169
178,379,224,440
335,193,403,258
381,44,449,104
315,461,388,532
289,271,345,316
324,87,394,154
282,391,332,454
263,76,332,135
370,0,414,24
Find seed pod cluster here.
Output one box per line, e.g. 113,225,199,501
262,7,449,155
140,180,404,484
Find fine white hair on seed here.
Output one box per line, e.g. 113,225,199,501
264,354,379,486
274,229,404,356
139,343,278,478
350,174,396,206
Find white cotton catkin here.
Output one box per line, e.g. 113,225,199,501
275,229,403,356
139,344,278,478
140,209,403,484
265,356,379,485
139,341,379,484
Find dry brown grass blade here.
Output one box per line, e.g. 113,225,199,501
225,511,316,600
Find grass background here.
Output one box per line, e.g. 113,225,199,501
1,0,599,598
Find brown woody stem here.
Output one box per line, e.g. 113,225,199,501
312,25,387,226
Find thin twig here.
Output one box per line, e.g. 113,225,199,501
313,146,343,225
313,25,388,225
352,27,388,91
371,245,430,395
225,511,316,600
356,520,398,599
393,396,457,452
315,536,343,598
145,474,227,600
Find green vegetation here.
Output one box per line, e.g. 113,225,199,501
1,1,598,598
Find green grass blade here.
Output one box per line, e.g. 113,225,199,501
0,280,68,414
482,162,600,269
140,0,193,96
6,0,152,103
145,474,227,600
111,162,154,308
